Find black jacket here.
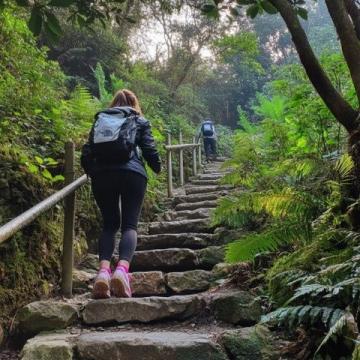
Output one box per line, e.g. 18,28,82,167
81,107,161,178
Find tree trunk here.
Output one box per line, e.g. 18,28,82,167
269,0,359,134
325,0,360,104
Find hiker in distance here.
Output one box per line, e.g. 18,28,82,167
197,118,217,162
81,89,161,299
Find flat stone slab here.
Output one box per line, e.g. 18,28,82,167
191,179,220,186
172,208,212,220
82,295,204,325
137,233,215,250
15,301,79,339
185,185,231,195
131,271,167,296
76,331,228,360
209,290,262,326
166,270,213,294
21,332,75,360
198,246,225,269
175,200,218,212
148,219,213,235
174,193,222,204
132,248,199,272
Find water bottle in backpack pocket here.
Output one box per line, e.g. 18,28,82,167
90,107,138,163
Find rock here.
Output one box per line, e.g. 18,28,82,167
212,263,239,278
174,193,222,205
219,325,279,360
131,271,167,296
175,200,218,212
15,301,79,338
72,269,96,291
185,185,231,195
21,332,75,360
138,222,149,235
76,331,228,360
82,295,204,325
191,179,220,186
209,290,262,325
137,233,214,250
166,270,213,294
197,246,225,269
132,248,199,272
174,208,212,220
78,254,98,271
148,219,213,235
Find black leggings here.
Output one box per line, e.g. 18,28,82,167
91,171,147,262
204,138,217,159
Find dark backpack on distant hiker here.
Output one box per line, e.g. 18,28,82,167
81,107,138,174
202,122,214,137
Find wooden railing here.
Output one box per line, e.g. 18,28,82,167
0,141,87,298
0,134,202,298
165,131,202,197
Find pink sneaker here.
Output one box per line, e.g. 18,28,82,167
111,266,132,298
92,268,111,299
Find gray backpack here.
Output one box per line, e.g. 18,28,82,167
90,107,138,163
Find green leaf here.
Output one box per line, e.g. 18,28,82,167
45,12,62,36
27,163,39,174
35,156,44,165
261,0,278,14
48,0,76,7
246,4,260,18
297,7,308,20
0,0,5,9
41,169,53,180
28,7,43,36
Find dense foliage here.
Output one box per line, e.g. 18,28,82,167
214,25,360,360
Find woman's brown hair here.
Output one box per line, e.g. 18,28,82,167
110,89,142,115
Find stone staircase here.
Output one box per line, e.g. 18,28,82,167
14,161,279,360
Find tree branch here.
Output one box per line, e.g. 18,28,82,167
345,0,360,41
325,0,360,104
268,0,358,133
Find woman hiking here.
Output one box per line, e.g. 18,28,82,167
81,89,161,299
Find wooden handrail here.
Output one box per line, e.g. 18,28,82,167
0,174,87,245
0,141,88,298
165,131,202,197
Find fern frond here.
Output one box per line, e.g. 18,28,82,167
314,313,356,356
225,219,310,262
286,284,332,305
261,305,345,330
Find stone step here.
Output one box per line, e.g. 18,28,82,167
194,174,224,180
132,246,225,272
148,219,213,235
137,233,216,250
175,200,218,212
168,208,212,221
190,179,220,186
76,331,228,360
132,248,198,272
21,324,278,360
165,270,214,294
174,192,223,204
203,169,227,174
185,185,232,195
82,294,204,325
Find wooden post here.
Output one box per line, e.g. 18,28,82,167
179,131,184,186
192,136,197,176
198,140,202,169
61,141,75,298
167,132,173,197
